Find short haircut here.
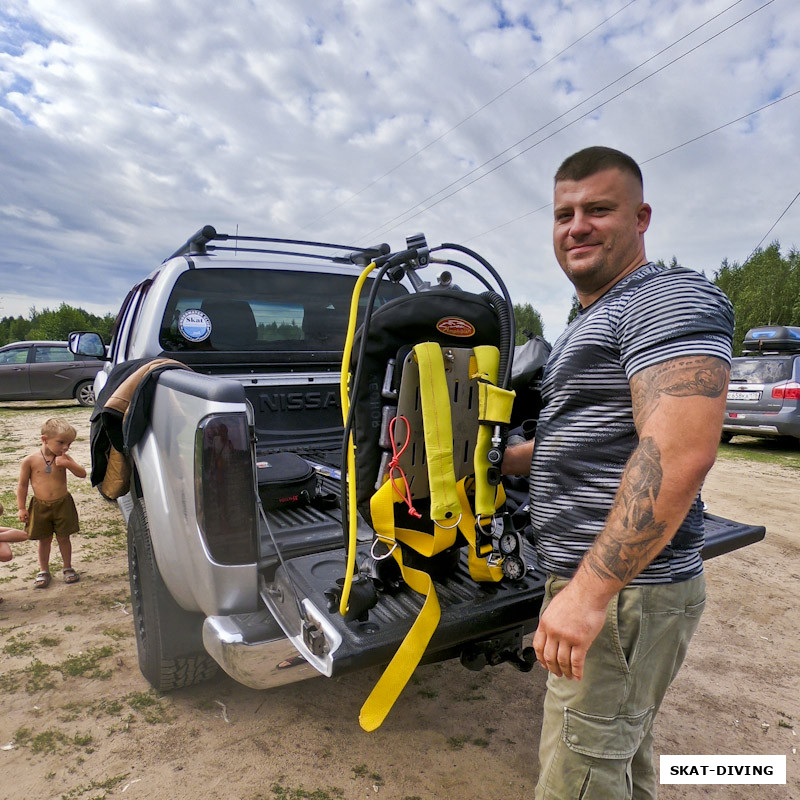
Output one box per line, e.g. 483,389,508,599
41,418,77,440
555,146,643,189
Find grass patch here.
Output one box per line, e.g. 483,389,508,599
126,690,173,724
60,773,129,800
102,627,130,640
59,645,115,679
3,632,33,656
717,438,800,470
13,726,94,755
25,658,58,693
270,784,344,800
351,764,383,785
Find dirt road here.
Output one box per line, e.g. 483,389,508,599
1,403,797,800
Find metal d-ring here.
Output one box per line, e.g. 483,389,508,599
370,537,398,561
435,513,462,530
475,513,499,535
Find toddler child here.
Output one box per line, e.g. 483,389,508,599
17,418,86,588
0,499,28,604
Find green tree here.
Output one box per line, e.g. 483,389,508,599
714,242,800,354
566,294,581,325
513,302,544,344
0,304,116,347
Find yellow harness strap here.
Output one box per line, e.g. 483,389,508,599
472,345,516,517
360,343,463,730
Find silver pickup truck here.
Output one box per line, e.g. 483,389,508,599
71,226,766,710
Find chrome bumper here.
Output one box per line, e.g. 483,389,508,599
723,423,780,436
202,610,322,690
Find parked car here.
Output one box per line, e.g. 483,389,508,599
0,340,104,406
723,325,800,444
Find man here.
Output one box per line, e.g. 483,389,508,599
503,146,733,798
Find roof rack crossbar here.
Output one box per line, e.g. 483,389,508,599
164,225,390,265
206,245,363,263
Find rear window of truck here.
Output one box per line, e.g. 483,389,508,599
730,357,795,383
159,268,407,353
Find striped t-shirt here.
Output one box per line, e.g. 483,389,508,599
530,262,734,584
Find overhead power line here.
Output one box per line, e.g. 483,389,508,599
358,0,771,242
465,87,800,242
302,0,640,230
744,188,800,263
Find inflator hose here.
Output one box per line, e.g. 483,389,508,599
481,290,512,390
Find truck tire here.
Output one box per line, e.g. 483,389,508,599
75,380,96,407
720,432,733,444
127,499,218,691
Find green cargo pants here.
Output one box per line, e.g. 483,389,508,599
534,573,706,800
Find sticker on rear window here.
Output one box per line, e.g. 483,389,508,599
436,317,475,337
178,309,212,342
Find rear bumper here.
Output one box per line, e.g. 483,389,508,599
724,409,800,439
202,609,320,689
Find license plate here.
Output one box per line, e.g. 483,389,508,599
727,390,760,401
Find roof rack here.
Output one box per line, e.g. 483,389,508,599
164,225,391,266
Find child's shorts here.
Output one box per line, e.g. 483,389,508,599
26,494,80,540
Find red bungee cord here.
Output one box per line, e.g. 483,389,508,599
387,415,421,519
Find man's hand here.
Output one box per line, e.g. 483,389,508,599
533,578,609,680
18,508,29,524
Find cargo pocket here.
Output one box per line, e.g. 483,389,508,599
563,705,654,760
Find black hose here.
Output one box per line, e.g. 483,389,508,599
433,243,516,389
481,290,512,389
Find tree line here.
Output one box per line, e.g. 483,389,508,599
0,303,116,348
2,245,797,355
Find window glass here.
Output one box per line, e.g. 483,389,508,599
730,358,793,383
33,346,74,363
159,268,407,352
0,347,30,365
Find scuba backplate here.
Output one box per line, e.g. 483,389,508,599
336,236,524,731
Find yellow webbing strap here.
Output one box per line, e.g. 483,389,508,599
413,342,462,523
456,477,505,583
472,345,515,517
339,261,377,617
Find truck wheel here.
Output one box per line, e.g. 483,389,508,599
720,432,733,444
75,380,96,407
127,499,218,691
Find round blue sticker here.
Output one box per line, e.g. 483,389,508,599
178,309,212,342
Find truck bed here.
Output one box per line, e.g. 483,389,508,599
261,512,765,678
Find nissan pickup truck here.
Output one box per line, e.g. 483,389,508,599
70,226,766,715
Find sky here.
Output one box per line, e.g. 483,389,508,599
1,0,798,341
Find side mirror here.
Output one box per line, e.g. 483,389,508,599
68,331,107,359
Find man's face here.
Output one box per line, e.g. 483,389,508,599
553,167,651,305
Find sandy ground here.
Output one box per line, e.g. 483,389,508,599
0,401,797,800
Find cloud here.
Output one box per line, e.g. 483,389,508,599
1,0,799,339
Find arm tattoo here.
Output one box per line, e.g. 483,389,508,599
585,437,668,584
631,355,728,429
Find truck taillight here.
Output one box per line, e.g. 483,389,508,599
772,381,800,401
195,413,257,565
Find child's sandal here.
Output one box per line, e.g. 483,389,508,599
34,571,51,589
62,568,79,584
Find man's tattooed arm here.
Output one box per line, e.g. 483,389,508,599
584,437,668,583
583,355,729,588
631,355,728,430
